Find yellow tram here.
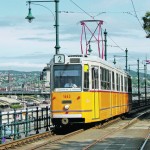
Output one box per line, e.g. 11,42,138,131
50,54,132,126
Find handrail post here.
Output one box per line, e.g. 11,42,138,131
46,106,49,131
137,59,140,105
7,112,10,125
144,64,147,105
0,111,2,144
25,108,28,137
36,107,39,134
13,109,17,140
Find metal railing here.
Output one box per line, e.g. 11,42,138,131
0,106,51,144
0,91,50,95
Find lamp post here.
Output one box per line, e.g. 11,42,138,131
113,48,128,71
104,29,107,61
25,0,60,54
129,60,141,106
137,62,147,105
137,59,140,103
144,64,147,105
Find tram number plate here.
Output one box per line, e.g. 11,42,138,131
54,54,65,64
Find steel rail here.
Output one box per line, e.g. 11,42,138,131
29,118,121,149
0,131,52,150
30,129,84,150
139,129,150,150
83,110,150,150
0,109,149,150
0,117,121,150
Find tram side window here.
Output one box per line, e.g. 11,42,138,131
100,67,110,90
116,73,120,91
109,71,111,90
92,67,99,89
112,71,115,90
128,76,132,93
124,77,128,92
84,64,89,90
121,75,123,91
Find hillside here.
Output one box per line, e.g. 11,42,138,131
128,70,150,87
0,69,149,89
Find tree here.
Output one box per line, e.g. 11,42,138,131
142,11,150,38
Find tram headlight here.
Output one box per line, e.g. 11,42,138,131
64,104,70,110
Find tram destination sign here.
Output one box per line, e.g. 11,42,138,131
54,54,65,64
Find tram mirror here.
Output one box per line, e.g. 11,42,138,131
84,65,89,72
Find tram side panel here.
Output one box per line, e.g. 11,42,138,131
99,91,111,121
118,92,122,114
116,92,129,116
121,92,129,114
51,91,130,125
111,92,117,117
51,92,130,125
81,92,96,123
82,91,129,123
123,93,127,113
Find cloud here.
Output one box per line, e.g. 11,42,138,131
0,62,45,71
0,20,12,27
0,0,150,72
19,37,51,42
0,52,53,71
19,32,80,42
0,62,44,68
0,52,53,60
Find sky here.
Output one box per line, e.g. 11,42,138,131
0,0,150,72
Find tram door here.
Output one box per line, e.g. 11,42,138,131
91,67,99,119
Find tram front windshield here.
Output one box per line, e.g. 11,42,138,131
53,65,82,90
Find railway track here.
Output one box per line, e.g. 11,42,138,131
140,129,150,150
0,109,149,150
0,131,53,150
0,116,121,150
30,109,150,150
83,110,150,150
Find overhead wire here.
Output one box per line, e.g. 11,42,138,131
69,0,125,52
59,10,147,15
130,0,143,27
130,0,148,35
69,0,94,19
129,0,150,66
69,0,150,70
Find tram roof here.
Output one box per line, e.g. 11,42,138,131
51,54,130,76
68,54,128,75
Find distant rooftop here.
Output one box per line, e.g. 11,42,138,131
0,97,20,106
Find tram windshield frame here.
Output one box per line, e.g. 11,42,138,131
53,64,82,91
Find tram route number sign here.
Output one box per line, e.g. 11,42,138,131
54,54,65,64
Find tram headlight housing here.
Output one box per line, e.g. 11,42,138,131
64,104,70,110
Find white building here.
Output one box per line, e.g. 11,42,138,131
41,64,50,92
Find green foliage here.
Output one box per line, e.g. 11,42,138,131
129,70,150,88
10,104,23,109
142,11,150,38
